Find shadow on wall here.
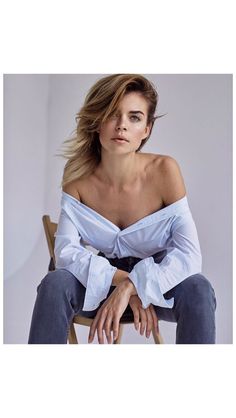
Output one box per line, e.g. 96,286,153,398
4,231,48,344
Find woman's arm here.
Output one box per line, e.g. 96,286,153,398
55,201,118,312
127,156,202,309
112,269,136,293
159,156,186,206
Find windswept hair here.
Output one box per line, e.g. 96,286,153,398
57,74,163,187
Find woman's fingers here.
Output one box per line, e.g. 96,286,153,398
150,305,159,333
88,313,100,343
97,309,108,344
145,308,153,338
89,308,120,344
139,309,147,336
88,284,131,344
88,308,107,344
133,307,140,331
137,305,157,339
89,305,158,343
113,316,120,342
104,313,113,344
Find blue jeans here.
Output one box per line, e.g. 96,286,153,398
28,250,216,344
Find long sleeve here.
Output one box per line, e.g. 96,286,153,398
54,207,118,311
127,209,202,309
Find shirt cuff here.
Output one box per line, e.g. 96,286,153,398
82,257,118,311
128,257,174,309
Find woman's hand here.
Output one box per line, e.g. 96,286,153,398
129,295,159,338
88,279,135,344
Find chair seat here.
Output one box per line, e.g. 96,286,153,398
73,314,136,327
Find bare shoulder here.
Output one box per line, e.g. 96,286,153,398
62,180,81,201
154,154,187,205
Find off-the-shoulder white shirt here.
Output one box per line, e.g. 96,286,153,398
54,191,202,311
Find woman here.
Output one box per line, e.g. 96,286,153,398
28,74,216,344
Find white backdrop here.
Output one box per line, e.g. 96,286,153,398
4,74,232,343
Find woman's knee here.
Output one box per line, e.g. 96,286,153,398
181,274,217,311
37,269,78,297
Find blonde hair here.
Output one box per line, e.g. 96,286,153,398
57,74,162,188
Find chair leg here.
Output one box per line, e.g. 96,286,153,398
152,323,164,344
68,323,78,344
113,324,124,344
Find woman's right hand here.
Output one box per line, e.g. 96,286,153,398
129,295,159,338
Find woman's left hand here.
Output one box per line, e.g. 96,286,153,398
88,279,134,344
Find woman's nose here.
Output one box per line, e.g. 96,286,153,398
115,115,127,131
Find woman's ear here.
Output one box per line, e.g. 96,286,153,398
144,122,152,137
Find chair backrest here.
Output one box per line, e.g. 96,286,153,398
42,215,58,266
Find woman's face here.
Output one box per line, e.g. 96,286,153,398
98,92,151,154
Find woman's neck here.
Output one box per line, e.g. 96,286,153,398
95,151,142,192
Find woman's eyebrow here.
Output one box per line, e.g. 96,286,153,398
129,110,145,115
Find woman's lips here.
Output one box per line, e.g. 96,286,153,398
111,137,129,143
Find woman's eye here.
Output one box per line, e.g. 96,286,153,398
130,115,141,121
109,114,141,121
110,113,118,119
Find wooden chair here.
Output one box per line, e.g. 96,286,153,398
42,215,164,344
